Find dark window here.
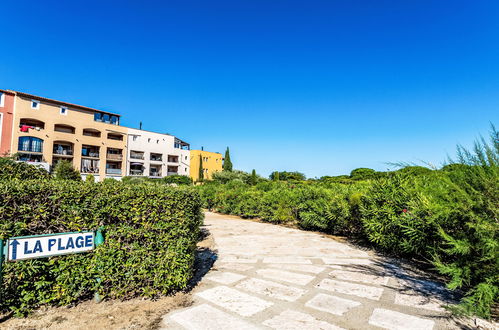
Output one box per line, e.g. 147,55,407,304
110,115,119,125
94,113,102,121
18,137,43,153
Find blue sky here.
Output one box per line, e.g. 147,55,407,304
1,1,498,178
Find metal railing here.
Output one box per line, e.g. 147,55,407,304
106,168,122,175
106,154,123,161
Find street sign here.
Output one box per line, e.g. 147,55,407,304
6,232,95,261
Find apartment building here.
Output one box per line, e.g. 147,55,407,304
3,89,128,179
190,149,223,181
126,128,190,178
0,90,15,156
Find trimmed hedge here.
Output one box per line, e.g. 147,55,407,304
0,180,203,315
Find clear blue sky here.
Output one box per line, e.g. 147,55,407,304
1,1,498,178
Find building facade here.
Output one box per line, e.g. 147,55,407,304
0,90,15,156
190,149,223,181
126,128,190,178
8,90,128,179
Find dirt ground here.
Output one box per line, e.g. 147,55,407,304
0,227,216,330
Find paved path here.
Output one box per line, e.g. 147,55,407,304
162,212,477,330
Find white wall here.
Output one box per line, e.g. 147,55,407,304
126,128,190,178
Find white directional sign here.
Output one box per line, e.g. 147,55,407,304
7,232,95,261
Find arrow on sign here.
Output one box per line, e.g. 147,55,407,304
9,239,20,260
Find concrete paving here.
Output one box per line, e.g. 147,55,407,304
162,212,488,330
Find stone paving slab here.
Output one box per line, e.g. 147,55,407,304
196,286,273,317
368,308,435,330
263,310,345,330
256,268,315,286
168,304,260,330
316,278,385,300
236,277,307,302
162,212,473,330
305,293,361,316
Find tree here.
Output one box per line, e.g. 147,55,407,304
198,154,204,182
54,160,81,181
163,175,192,185
350,168,376,180
250,169,257,185
269,171,305,181
223,147,233,171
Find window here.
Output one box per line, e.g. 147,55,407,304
54,124,75,134
103,114,110,123
60,107,67,115
132,135,138,141
0,92,4,107
107,133,123,141
110,115,119,125
156,139,159,144
18,136,43,153
148,138,151,143
31,100,40,109
94,112,102,122
83,128,101,137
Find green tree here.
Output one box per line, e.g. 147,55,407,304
223,147,233,171
250,169,257,185
198,154,204,182
350,168,376,180
269,171,305,181
54,160,81,181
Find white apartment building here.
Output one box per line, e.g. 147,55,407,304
126,128,190,178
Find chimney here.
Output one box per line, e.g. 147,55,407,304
139,121,143,130
201,146,204,151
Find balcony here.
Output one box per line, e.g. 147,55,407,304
167,155,179,163
150,153,163,162
129,169,144,176
53,149,73,156
167,172,179,176
106,153,123,161
130,151,144,160
106,168,122,175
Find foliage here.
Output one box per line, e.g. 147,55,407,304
85,174,95,183
54,160,82,181
198,154,204,182
0,180,203,315
223,147,233,171
195,126,499,318
162,174,193,185
0,157,50,181
250,169,257,185
212,170,250,184
269,171,306,181
350,168,377,180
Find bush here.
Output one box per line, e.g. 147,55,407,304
269,171,306,181
0,180,203,315
162,175,192,185
211,170,250,184
350,168,376,180
54,160,82,181
0,157,50,180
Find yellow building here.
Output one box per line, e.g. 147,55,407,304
190,149,223,181
10,91,127,180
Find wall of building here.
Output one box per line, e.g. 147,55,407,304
190,150,223,181
126,128,190,178
0,90,15,156
10,95,127,181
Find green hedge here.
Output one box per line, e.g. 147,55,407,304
0,180,203,315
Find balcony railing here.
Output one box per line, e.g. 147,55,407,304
167,171,179,176
82,152,100,158
130,154,144,160
130,169,144,176
106,154,123,161
106,168,122,175
150,157,162,162
53,149,73,156
149,172,162,177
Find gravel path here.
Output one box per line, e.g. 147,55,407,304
161,212,490,330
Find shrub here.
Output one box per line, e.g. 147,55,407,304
212,170,250,184
350,168,376,180
54,160,82,181
269,171,306,181
0,180,203,315
0,157,50,180
162,175,193,185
